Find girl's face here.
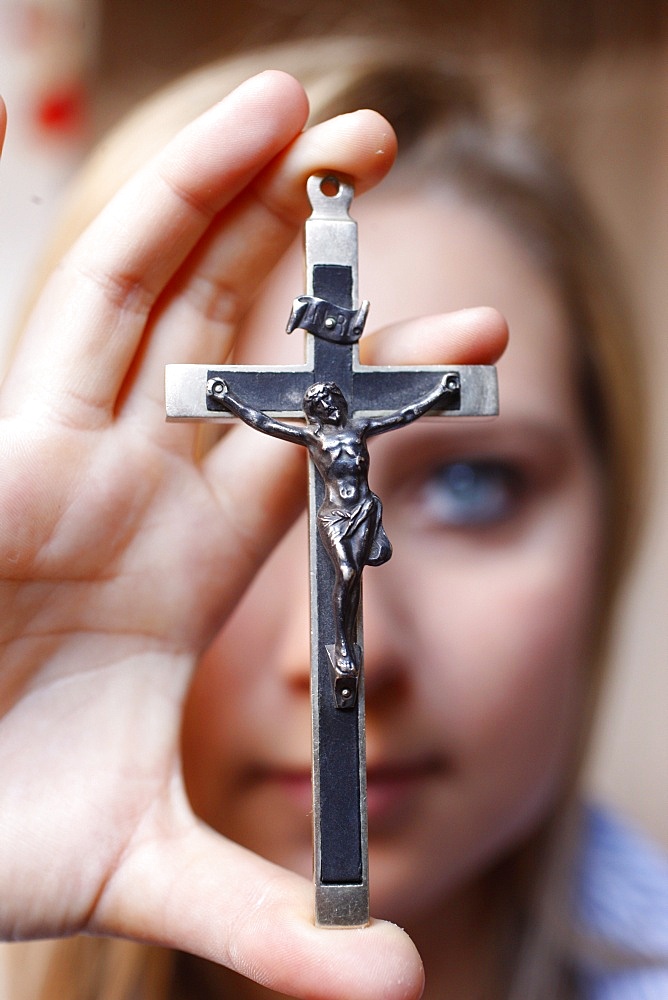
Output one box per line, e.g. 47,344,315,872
182,188,603,925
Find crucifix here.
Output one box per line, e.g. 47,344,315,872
166,174,498,928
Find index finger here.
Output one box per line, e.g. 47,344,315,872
2,72,309,420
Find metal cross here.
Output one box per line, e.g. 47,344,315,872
166,174,498,928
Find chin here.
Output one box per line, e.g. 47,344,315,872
367,845,434,924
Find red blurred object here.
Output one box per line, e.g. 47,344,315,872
34,81,88,135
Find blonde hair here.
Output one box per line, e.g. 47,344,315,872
10,34,645,1000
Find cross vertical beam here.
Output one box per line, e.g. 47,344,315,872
304,187,368,923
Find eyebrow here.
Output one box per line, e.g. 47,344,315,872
407,414,576,448
370,415,589,475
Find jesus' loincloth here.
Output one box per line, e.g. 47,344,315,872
317,494,393,568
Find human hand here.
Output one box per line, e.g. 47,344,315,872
0,72,506,998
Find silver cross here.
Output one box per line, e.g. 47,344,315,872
166,174,498,928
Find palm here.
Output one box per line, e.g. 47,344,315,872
0,407,250,935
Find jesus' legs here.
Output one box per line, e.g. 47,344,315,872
332,561,362,678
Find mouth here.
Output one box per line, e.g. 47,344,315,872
259,756,445,826
365,757,445,824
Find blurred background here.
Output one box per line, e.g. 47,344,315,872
1,0,666,845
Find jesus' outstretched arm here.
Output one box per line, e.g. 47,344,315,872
206,378,310,446
364,373,460,437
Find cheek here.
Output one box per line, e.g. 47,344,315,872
459,561,587,809
181,524,312,822
423,549,592,718
359,515,601,920
395,491,601,803
180,645,238,820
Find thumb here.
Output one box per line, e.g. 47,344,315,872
94,819,424,1000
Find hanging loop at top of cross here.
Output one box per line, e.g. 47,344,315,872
304,174,359,310
306,174,354,218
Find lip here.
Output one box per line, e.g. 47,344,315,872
365,757,445,823
258,756,445,825
270,770,313,813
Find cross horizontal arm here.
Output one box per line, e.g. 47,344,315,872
352,364,497,416
165,363,498,420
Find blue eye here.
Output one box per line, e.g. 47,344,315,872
422,461,521,526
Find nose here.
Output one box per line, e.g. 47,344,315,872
272,517,410,710
360,565,411,709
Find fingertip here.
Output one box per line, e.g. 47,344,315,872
193,68,310,164
282,911,424,1000
326,108,398,193
258,107,397,220
242,69,310,127
364,917,426,1000
454,305,509,364
360,306,509,368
